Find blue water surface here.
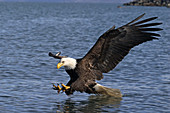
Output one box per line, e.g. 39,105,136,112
0,2,170,113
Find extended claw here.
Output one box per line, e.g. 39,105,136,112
61,83,70,90
52,83,62,91
52,83,62,93
52,83,70,94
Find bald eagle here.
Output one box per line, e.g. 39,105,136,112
49,14,162,97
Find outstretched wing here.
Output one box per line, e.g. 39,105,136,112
76,13,162,81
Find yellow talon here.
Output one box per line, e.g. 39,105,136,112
57,84,62,90
53,83,62,91
52,84,57,88
61,83,70,90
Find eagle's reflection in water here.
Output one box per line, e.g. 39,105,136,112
54,95,122,112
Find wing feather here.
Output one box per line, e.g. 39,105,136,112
136,23,162,27
132,17,158,25
76,14,162,80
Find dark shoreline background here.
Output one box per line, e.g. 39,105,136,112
123,0,170,7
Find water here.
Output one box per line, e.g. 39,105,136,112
0,2,170,113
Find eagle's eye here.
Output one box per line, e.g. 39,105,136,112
62,61,65,63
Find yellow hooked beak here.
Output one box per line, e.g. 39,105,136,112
57,62,64,69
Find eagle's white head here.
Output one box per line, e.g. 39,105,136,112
57,57,77,70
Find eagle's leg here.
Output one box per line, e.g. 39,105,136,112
61,83,70,90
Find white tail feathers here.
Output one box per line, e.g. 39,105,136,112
93,84,122,98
